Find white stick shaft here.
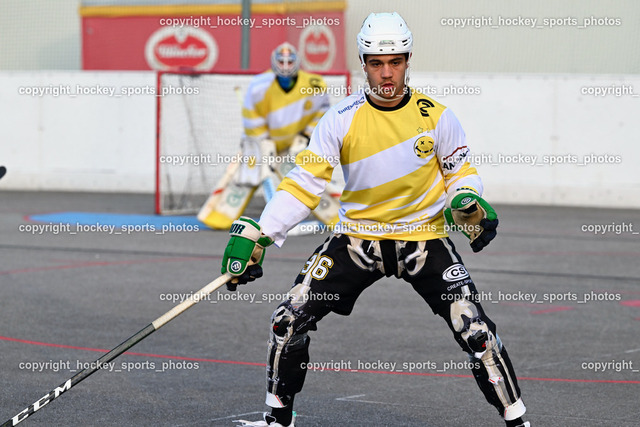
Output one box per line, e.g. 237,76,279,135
4,273,232,426
152,273,232,329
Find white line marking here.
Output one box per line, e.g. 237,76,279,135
336,394,428,408
336,394,366,401
525,412,639,422
174,411,264,426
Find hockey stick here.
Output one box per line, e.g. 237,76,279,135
3,273,232,427
0,166,6,180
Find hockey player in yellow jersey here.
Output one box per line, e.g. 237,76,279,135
223,13,530,427
198,42,338,229
242,43,328,156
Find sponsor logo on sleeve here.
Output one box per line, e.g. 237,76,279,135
441,147,469,171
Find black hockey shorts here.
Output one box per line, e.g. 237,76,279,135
288,233,486,321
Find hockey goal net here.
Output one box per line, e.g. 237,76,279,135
155,70,351,215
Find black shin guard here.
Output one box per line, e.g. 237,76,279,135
267,334,310,399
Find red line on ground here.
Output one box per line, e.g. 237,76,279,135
530,306,575,315
495,303,577,315
0,336,264,368
499,302,537,307
516,376,639,384
595,290,640,295
338,369,639,384
467,250,640,257
0,256,210,276
620,300,640,307
3,335,639,384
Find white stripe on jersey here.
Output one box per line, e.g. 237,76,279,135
265,97,317,137
343,135,436,192
243,72,275,109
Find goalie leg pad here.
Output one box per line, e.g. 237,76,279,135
200,184,256,229
198,157,258,231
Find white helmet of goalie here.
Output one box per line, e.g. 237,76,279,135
271,42,300,78
357,12,413,63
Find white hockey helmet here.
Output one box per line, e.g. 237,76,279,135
271,42,300,78
357,12,413,63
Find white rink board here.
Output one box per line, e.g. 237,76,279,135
0,71,156,192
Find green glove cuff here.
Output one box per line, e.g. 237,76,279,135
444,189,497,241
222,217,274,276
447,189,497,222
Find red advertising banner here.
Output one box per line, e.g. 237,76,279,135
81,2,346,73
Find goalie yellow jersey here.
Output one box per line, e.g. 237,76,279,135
278,89,483,241
242,70,330,153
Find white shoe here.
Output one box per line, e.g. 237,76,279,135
234,412,295,427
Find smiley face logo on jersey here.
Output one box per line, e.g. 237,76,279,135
413,136,434,158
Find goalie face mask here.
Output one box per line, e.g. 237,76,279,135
271,42,300,78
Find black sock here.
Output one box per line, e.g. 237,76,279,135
505,417,525,427
269,396,295,426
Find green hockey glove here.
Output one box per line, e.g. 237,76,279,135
444,189,498,253
221,217,274,290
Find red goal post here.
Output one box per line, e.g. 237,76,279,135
155,70,351,215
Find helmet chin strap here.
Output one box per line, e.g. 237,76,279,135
367,86,405,103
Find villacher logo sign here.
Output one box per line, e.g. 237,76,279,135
299,25,335,71
145,26,218,71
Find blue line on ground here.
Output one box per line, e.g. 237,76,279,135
27,212,204,228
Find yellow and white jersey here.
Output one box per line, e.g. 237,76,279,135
242,70,330,153
276,88,483,241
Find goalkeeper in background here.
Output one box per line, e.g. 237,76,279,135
222,12,529,427
198,42,336,229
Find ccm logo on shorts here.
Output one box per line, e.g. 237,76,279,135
442,264,470,282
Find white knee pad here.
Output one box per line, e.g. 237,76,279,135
450,298,497,359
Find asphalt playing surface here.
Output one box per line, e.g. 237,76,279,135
1,191,639,426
